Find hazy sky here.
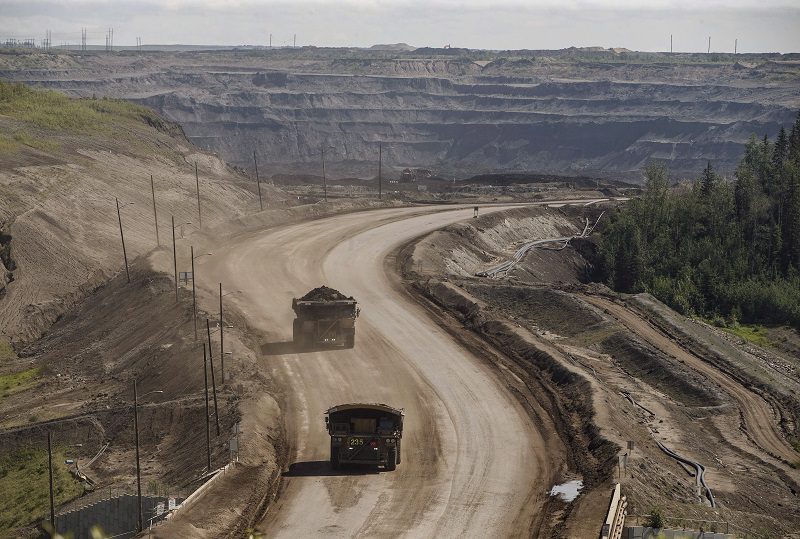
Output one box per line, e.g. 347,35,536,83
1,0,798,53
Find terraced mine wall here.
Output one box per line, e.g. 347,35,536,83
138,74,798,180
5,50,798,181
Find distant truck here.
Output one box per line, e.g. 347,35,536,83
325,403,404,471
292,286,359,349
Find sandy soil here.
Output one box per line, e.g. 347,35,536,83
0,117,282,345
403,206,800,537
190,204,557,537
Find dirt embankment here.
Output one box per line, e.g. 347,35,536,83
0,263,284,537
0,88,292,536
412,204,596,283
629,294,800,451
402,205,800,537
0,100,286,346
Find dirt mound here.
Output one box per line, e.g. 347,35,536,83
0,88,286,346
409,205,599,284
418,280,619,487
0,263,278,535
299,286,351,301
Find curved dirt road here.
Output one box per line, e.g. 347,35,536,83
583,295,800,474
201,205,554,537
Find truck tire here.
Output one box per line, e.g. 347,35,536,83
344,329,355,349
386,448,397,471
292,319,301,347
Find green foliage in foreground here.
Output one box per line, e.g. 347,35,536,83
0,366,40,402
644,507,665,529
721,324,772,347
0,80,161,134
0,340,16,362
0,447,84,531
596,112,800,329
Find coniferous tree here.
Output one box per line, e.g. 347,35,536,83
700,161,717,198
596,111,800,328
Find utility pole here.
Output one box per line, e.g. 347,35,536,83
115,198,130,283
219,283,224,382
191,246,197,340
321,147,328,202
269,34,272,48
206,319,221,435
708,36,711,54
293,34,296,48
172,216,178,302
195,162,202,230
670,34,673,54
133,380,143,533
378,143,382,200
734,38,738,55
150,175,159,246
203,344,211,473
253,151,263,211
47,431,55,536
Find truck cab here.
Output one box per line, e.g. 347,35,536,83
325,403,403,471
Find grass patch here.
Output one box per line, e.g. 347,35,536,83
0,81,162,135
0,340,16,362
0,366,41,402
12,132,60,153
0,134,21,155
0,447,84,531
722,324,771,347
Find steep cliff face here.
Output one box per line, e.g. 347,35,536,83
4,49,799,181
139,72,795,179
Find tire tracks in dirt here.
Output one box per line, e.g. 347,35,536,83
582,294,800,479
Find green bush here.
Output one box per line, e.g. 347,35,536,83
644,507,665,529
596,119,800,330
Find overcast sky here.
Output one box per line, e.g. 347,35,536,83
1,0,798,53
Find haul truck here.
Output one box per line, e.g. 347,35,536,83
292,286,359,349
325,403,404,471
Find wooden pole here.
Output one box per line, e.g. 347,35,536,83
47,431,55,535
378,143,382,200
206,319,221,435
150,175,159,246
191,246,197,340
134,380,143,532
321,147,327,202
172,216,178,302
203,344,211,472
195,162,202,229
253,150,263,211
219,283,224,383
115,198,130,283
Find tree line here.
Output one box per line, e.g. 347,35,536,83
596,112,800,328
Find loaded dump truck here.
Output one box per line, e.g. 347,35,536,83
292,286,359,349
325,403,404,471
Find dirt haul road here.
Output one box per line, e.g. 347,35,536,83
582,295,800,475
200,204,570,537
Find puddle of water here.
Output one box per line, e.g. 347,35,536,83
549,479,583,502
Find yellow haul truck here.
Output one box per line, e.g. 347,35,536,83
292,286,359,349
325,403,404,471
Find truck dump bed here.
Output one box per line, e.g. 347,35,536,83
292,286,359,348
293,286,357,317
